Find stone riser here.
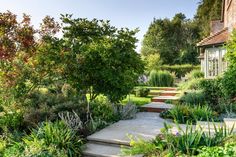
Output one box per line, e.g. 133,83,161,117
151,98,166,102
160,93,177,96
140,107,168,113
149,92,160,96
87,137,130,147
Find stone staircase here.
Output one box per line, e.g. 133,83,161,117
151,88,180,103
140,102,173,113
83,141,132,157
82,112,166,157
83,87,180,156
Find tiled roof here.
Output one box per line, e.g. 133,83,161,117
197,28,229,47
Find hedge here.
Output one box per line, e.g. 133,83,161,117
160,64,200,78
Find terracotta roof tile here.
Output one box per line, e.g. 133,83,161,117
197,28,229,47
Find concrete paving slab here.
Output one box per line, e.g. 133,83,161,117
87,112,168,145
152,96,179,100
83,143,142,157
141,102,174,109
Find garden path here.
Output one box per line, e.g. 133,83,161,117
82,112,185,157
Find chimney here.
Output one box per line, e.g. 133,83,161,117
210,20,224,35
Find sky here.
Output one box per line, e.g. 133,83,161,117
0,0,200,52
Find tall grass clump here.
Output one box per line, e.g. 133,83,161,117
148,70,174,87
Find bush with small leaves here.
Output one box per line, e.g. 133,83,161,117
134,87,150,97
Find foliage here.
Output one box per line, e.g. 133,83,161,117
195,0,223,37
58,111,83,131
122,135,164,156
90,96,118,123
166,104,216,124
122,94,151,106
61,15,144,102
160,64,200,78
221,30,236,100
134,87,150,97
142,53,162,72
148,70,174,87
1,121,83,157
199,78,224,111
114,102,138,120
141,13,200,65
180,90,205,105
0,111,24,132
123,123,235,156
186,70,204,80
197,144,236,157
221,66,236,100
178,78,204,91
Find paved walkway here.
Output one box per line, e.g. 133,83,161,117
83,112,184,157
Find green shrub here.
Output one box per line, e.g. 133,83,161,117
197,144,236,157
180,90,205,105
0,111,24,132
148,70,174,87
167,104,216,124
134,87,150,97
178,78,204,91
160,64,200,78
221,65,236,100
90,96,118,123
122,136,164,156
22,121,82,157
186,70,204,80
199,78,224,111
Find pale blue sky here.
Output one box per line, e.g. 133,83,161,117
0,0,200,52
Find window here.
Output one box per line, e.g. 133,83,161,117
204,48,227,78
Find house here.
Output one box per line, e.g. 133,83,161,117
197,0,236,78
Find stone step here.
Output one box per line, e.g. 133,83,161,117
83,142,142,157
83,112,164,157
140,102,174,113
147,87,177,91
160,91,180,96
149,92,161,96
151,96,179,103
224,118,236,129
87,136,130,146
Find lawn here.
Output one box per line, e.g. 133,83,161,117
122,94,151,106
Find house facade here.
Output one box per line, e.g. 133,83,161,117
197,0,236,78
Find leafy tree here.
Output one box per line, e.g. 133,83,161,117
143,53,162,73
195,0,223,37
61,15,144,102
141,13,200,65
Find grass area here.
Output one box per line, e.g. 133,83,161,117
122,94,151,106
149,89,162,93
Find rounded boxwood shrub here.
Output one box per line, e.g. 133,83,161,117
148,70,174,87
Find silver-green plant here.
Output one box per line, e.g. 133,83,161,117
58,111,83,131
113,102,138,120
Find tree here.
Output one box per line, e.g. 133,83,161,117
61,15,144,102
142,53,162,73
195,0,222,37
141,13,200,65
